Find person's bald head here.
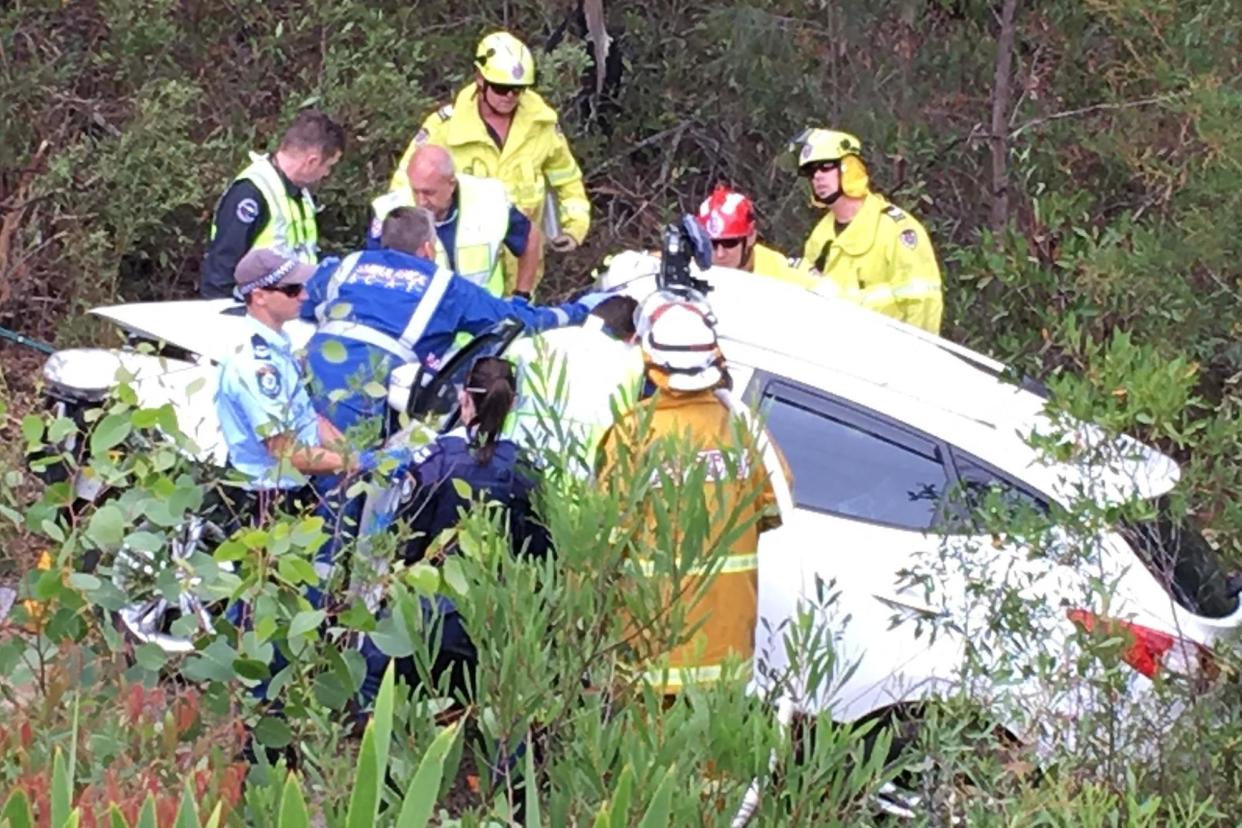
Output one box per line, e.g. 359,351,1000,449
407,145,457,220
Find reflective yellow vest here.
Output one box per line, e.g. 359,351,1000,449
390,84,590,290
213,152,319,263
803,193,943,333
370,173,509,297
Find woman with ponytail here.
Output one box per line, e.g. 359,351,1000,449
359,355,548,708
403,355,550,563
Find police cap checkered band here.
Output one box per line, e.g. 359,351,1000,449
234,248,316,296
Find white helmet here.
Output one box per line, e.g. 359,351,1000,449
636,290,725,392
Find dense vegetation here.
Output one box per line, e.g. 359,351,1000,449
1,0,1241,824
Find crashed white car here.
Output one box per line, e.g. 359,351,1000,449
40,253,1240,762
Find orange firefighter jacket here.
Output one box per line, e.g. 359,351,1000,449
596,388,787,695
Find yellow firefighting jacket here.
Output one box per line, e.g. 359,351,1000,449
803,193,943,333
596,389,786,695
390,83,590,290
751,243,817,289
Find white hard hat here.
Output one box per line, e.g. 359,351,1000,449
637,291,725,392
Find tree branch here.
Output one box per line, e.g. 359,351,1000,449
1007,91,1190,139
989,0,1020,233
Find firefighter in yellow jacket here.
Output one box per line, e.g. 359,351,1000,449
389,31,590,292
596,291,789,696
792,129,943,334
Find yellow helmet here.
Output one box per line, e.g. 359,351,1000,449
790,128,869,200
475,31,536,86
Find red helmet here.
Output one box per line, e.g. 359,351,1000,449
696,185,756,240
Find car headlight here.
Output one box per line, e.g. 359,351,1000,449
42,348,125,403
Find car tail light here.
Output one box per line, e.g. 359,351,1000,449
1066,609,1219,686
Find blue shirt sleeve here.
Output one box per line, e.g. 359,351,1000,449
443,276,588,337
503,207,531,257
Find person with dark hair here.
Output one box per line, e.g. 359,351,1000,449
506,293,644,473
201,110,346,299
359,355,549,705
302,205,608,436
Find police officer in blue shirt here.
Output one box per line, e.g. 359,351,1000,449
215,248,413,611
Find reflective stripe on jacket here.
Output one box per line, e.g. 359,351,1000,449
371,174,509,296
803,192,942,333
390,84,590,289
213,152,318,263
596,389,785,696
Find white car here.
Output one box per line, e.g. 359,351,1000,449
40,254,1239,761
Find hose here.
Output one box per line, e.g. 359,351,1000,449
0,324,55,355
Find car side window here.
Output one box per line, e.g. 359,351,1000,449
759,383,949,531
941,451,1050,534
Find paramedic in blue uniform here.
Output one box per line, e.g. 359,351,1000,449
298,205,611,598
214,247,413,609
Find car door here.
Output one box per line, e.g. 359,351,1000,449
745,373,969,719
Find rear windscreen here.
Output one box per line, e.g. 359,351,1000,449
1120,497,1238,619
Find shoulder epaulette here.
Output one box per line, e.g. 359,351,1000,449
883,205,907,222
436,104,454,122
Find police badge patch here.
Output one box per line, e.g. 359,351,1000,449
236,198,260,224
900,229,918,249
255,364,281,399
414,128,430,145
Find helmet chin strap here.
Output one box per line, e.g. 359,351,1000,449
741,239,756,272
821,184,843,206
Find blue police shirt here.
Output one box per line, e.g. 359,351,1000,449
215,315,321,489
365,192,532,263
300,248,586,432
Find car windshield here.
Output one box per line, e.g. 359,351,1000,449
1120,496,1239,619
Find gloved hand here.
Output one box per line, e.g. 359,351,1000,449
356,445,414,474
549,234,579,253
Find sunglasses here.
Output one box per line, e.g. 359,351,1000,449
800,160,840,178
711,237,745,250
262,283,305,298
487,82,525,97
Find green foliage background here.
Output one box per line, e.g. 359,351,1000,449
2,0,1242,823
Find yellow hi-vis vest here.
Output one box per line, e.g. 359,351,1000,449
370,173,509,297
215,152,319,263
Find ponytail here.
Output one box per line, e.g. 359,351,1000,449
464,356,516,464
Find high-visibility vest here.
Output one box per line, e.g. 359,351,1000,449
212,152,319,263
370,173,509,297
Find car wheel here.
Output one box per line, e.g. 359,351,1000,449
866,703,1034,823
111,513,232,655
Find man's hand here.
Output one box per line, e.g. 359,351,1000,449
549,234,579,253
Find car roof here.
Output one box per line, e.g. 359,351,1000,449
603,257,1178,504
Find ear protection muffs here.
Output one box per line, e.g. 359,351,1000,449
840,155,869,198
